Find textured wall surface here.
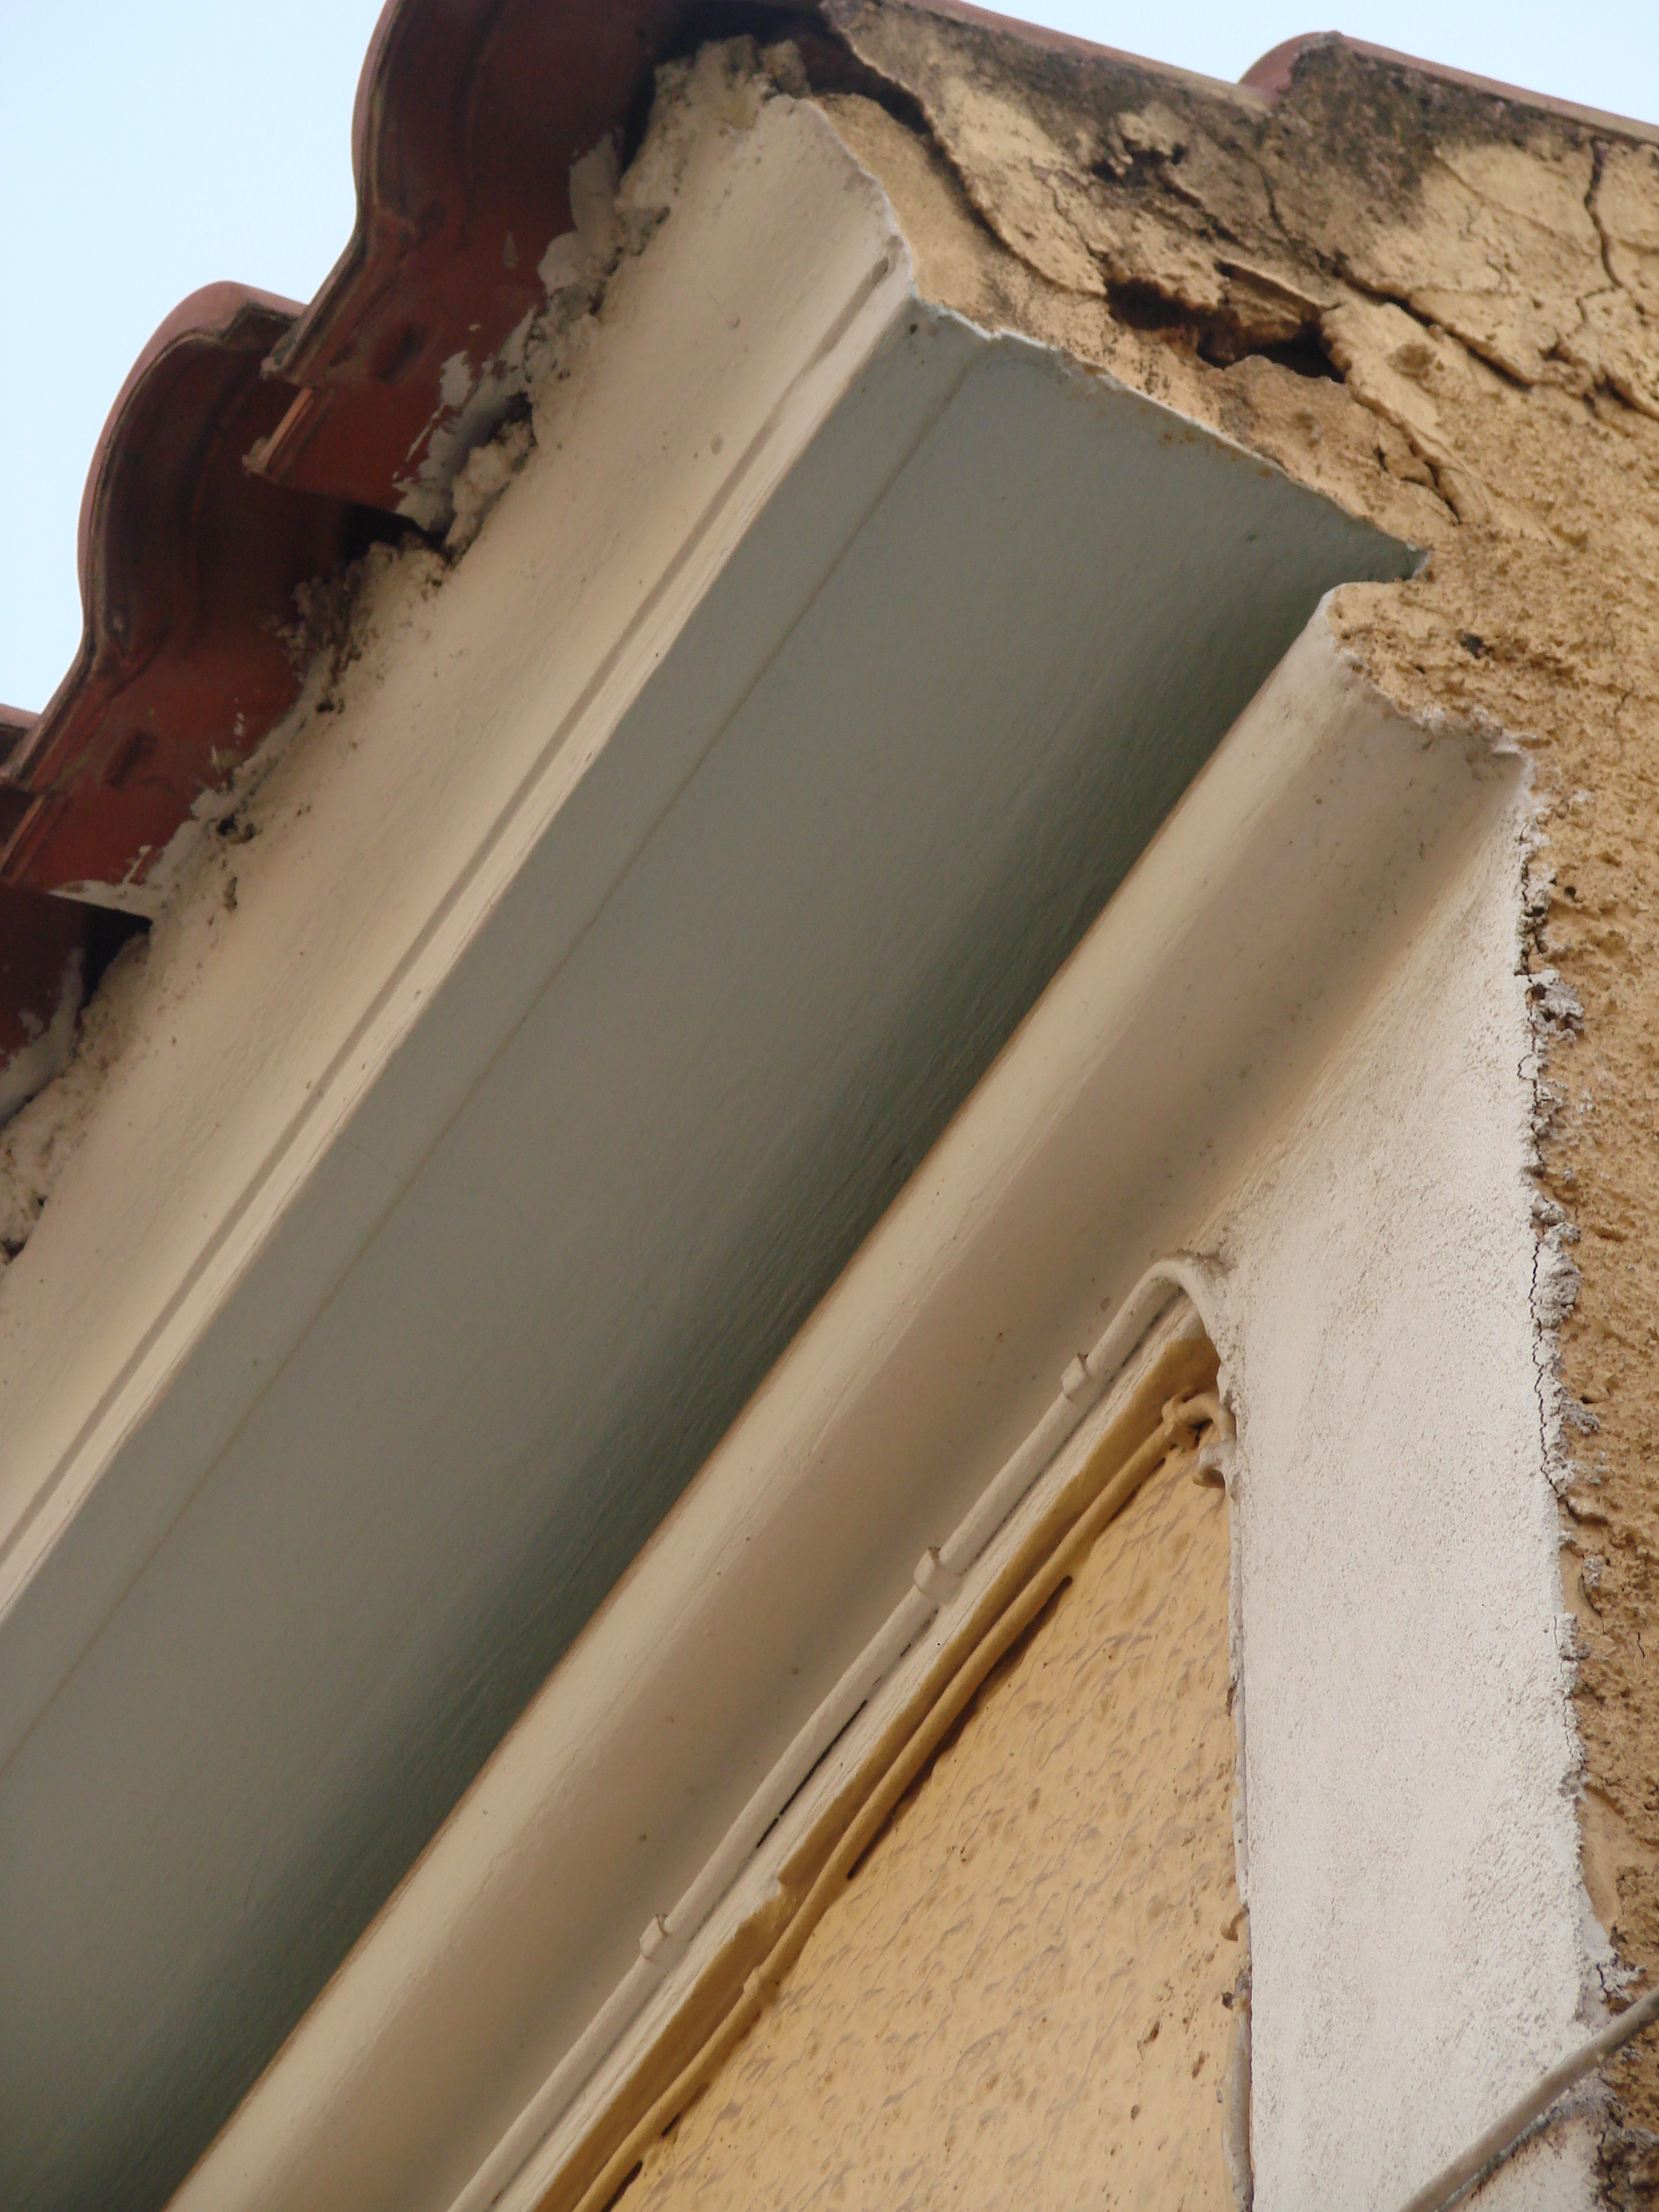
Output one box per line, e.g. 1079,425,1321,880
796,25,1659,2190
625,1447,1237,2212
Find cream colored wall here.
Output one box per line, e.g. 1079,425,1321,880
621,1444,1239,2212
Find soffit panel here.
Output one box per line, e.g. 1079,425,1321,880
0,274,1408,2212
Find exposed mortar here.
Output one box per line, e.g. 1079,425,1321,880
777,9,1659,2191
0,935,148,1266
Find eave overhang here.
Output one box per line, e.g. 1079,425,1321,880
0,71,1414,2210
1,0,1652,1092
165,612,1523,2212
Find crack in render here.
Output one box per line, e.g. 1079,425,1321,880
1570,143,1659,429
1336,259,1540,395
1586,143,1622,296
783,8,1015,259
1530,1215,1555,1485
1388,436,1460,521
1254,154,1294,260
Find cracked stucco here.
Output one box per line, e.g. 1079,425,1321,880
772,13,1659,2193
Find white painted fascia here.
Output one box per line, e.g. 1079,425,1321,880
171,614,1551,2212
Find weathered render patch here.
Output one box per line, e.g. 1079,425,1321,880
792,15,1659,2187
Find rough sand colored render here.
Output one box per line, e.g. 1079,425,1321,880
622,1446,1238,2212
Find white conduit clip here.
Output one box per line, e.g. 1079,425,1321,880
637,1915,680,1969
912,1545,963,1606
469,1256,1223,2207
1059,1353,1093,1404
1394,1982,1659,2212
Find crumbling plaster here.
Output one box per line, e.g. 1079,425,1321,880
785,13,1659,2189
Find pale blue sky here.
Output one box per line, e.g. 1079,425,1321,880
3,3,1654,715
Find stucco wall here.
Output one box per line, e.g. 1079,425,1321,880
620,1441,1239,2212
797,21,1659,2189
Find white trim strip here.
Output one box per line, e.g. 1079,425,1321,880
457,1262,1219,2212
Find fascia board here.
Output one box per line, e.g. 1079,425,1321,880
168,614,1522,2212
0,100,923,1742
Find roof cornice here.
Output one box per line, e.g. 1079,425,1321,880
1,3,1650,1086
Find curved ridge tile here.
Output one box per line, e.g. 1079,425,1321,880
250,0,689,510
0,287,356,904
